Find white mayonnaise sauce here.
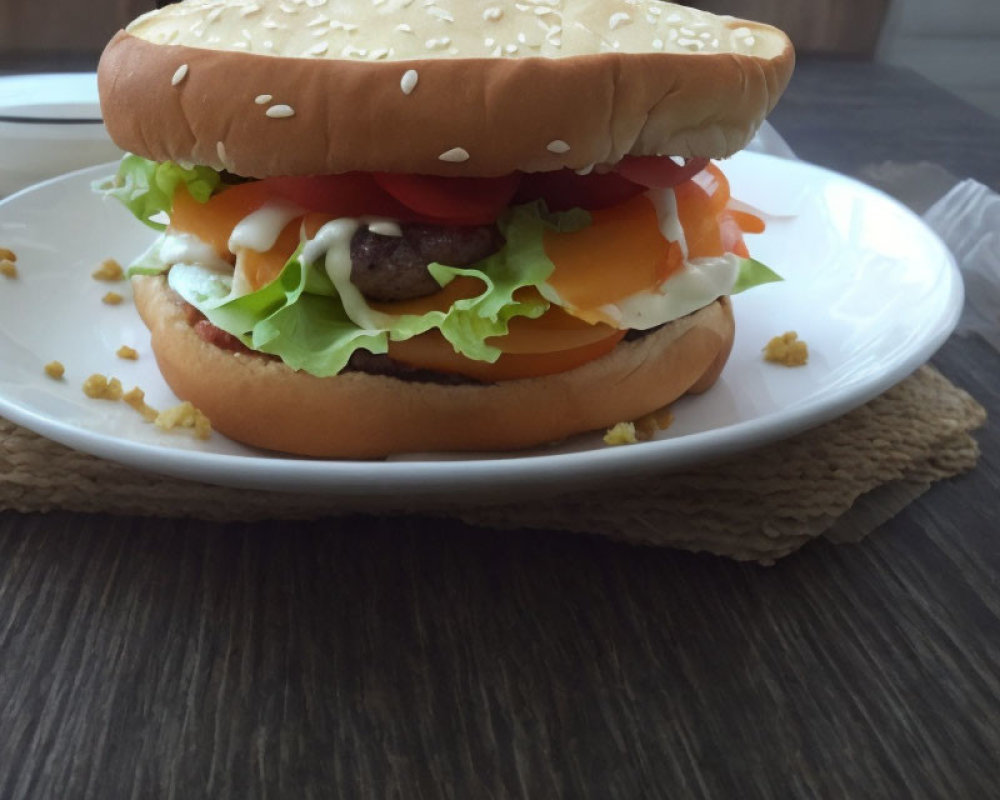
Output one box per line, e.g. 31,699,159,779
538,186,740,329
134,231,232,274
228,201,303,253
301,218,398,330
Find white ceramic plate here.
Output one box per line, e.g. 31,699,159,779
0,153,962,499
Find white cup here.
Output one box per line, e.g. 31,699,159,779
0,73,123,197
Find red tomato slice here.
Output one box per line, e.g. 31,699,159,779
259,173,419,220
373,172,521,225
614,156,709,189
514,168,646,212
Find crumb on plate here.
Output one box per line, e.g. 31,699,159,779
92,258,124,282
763,331,808,367
116,345,138,360
82,373,123,401
0,259,17,279
44,361,65,380
155,401,212,440
604,421,638,447
604,406,675,447
0,247,16,262
633,407,674,441
123,386,159,422
102,291,124,306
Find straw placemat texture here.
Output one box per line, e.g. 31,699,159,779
0,365,986,562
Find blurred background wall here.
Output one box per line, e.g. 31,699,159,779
1,0,998,119
879,0,1000,119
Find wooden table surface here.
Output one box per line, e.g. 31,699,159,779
2,59,999,799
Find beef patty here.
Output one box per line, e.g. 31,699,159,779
350,222,504,302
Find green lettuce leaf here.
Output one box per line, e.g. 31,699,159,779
168,203,587,376
731,257,783,294
93,155,221,231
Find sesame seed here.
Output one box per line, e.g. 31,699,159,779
652,38,663,50
426,6,454,21
266,104,295,118
171,64,189,86
745,35,756,46
503,43,518,54
370,47,390,59
483,6,502,21
609,12,631,30
395,23,413,33
438,147,470,163
240,3,261,16
547,139,570,154
255,93,273,104
425,37,451,50
216,141,228,167
575,164,595,176
308,41,328,55
400,69,419,95
306,14,329,26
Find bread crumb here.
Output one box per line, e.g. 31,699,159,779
44,361,65,380
0,247,15,262
102,291,124,305
633,407,674,441
155,401,212,440
82,373,124,400
604,406,674,447
92,258,124,282
83,378,211,441
116,345,138,360
604,421,638,446
0,259,17,279
763,331,808,367
123,386,159,422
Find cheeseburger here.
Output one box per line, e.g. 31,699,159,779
95,0,794,457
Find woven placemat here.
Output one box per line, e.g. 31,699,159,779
0,365,986,562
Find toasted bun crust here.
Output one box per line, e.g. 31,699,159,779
132,275,734,457
98,0,793,178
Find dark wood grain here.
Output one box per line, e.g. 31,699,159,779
770,60,1000,190
2,59,1000,799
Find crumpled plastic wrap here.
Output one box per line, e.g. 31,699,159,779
924,180,1000,352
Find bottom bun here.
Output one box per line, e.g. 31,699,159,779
133,275,735,458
